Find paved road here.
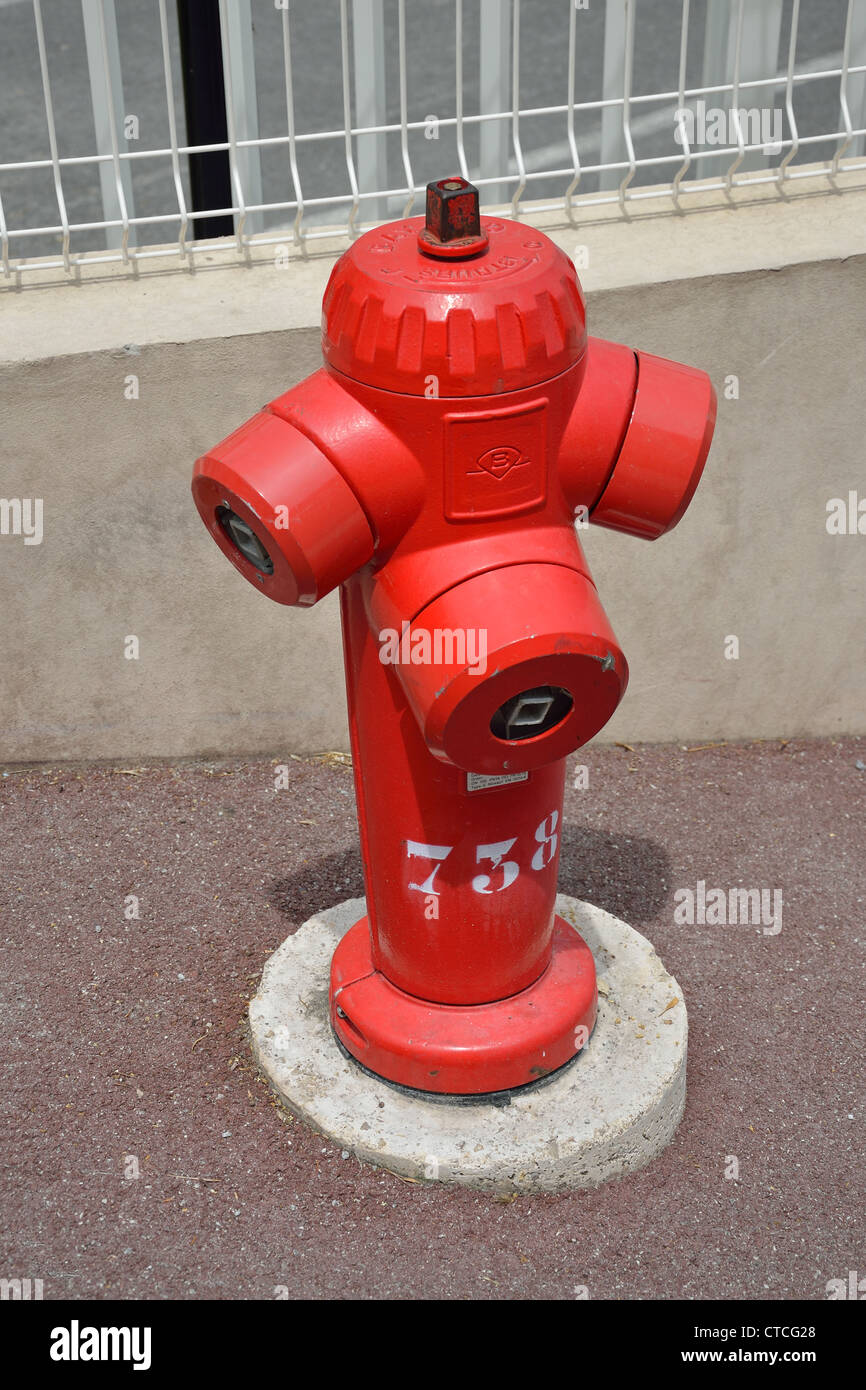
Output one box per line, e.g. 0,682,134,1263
1,738,864,1299
0,0,852,261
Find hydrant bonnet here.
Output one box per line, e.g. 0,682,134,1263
321,179,587,397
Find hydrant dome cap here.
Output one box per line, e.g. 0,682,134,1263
322,215,587,397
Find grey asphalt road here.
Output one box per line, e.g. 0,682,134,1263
0,0,853,262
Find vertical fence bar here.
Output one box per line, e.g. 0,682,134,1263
352,0,388,223
777,0,801,183
834,0,857,170
281,1,304,243
220,0,263,235
724,0,747,187
33,0,71,270
217,0,248,247
702,0,784,175
157,0,189,256
479,0,511,206
340,0,361,234
842,0,866,160
672,0,693,204
510,0,525,212
455,0,469,179
599,0,627,191
0,189,8,276
81,0,135,251
176,0,232,240
618,0,636,203
564,0,582,215
734,0,784,170
397,0,415,215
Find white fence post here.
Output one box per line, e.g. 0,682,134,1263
219,0,264,236
600,0,628,191
702,0,784,175
352,0,388,223
843,0,866,159
80,0,135,251
479,0,512,206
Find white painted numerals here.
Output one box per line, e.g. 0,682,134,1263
406,814,558,899
406,841,452,896
471,839,519,895
531,811,559,870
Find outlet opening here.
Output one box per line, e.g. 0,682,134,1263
216,504,274,576
490,685,574,742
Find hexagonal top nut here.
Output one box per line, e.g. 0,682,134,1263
418,176,489,259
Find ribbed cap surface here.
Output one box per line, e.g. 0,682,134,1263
321,215,587,397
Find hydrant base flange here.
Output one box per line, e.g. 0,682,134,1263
330,915,598,1096
328,1028,588,1106
250,894,688,1193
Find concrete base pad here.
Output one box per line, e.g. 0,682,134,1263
250,895,688,1192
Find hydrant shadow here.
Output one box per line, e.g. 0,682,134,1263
269,845,366,933
558,823,671,926
268,826,669,933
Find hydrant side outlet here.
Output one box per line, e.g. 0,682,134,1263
193,177,716,1096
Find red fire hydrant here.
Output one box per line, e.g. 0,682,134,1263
193,177,715,1096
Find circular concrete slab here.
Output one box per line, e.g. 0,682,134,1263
250,895,687,1192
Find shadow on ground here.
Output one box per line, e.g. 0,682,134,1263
268,825,670,929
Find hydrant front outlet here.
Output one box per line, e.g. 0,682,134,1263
193,176,716,1097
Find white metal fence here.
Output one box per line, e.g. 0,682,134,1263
1,0,865,277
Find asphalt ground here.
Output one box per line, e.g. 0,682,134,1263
1,736,863,1300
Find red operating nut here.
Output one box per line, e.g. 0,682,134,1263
590,351,717,540
192,410,374,606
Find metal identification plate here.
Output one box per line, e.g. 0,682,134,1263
466,771,530,792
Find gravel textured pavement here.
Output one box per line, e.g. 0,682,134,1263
1,738,863,1300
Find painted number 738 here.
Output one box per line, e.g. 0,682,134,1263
406,811,559,897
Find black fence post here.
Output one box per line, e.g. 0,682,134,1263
176,0,234,239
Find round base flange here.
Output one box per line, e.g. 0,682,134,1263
330,915,597,1095
250,895,689,1193
329,1025,595,1107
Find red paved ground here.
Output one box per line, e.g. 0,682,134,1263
1,738,863,1300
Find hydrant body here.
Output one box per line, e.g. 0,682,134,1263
193,179,716,1095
